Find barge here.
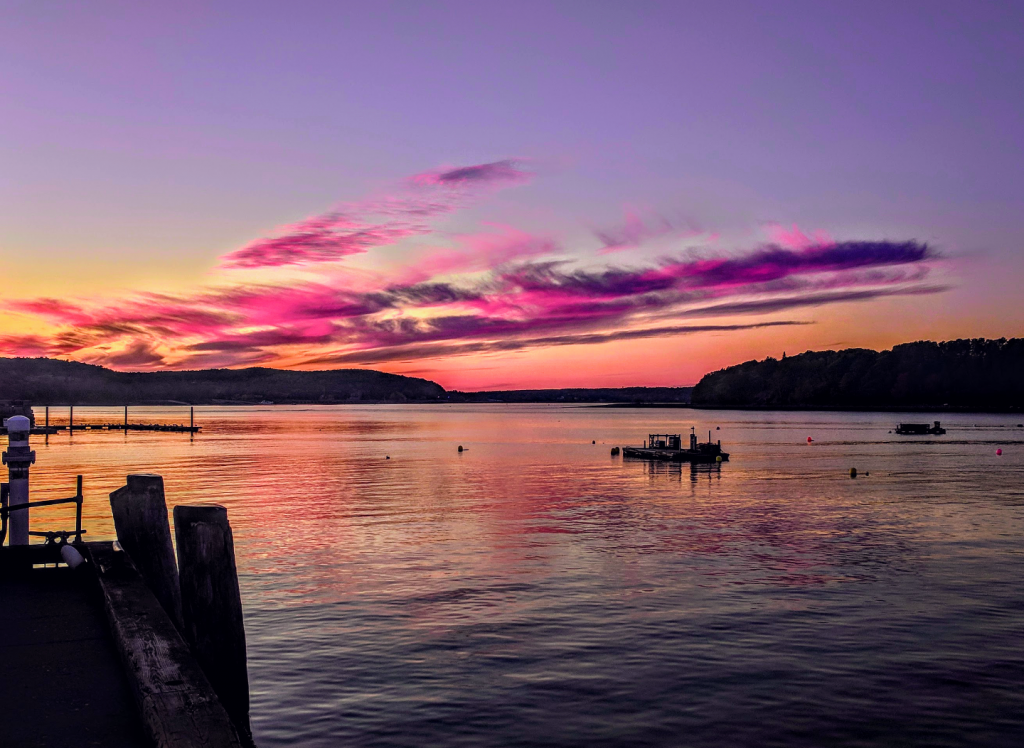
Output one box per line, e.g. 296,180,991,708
622,428,729,463
895,420,946,435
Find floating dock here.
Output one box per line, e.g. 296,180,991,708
12,405,202,435
895,420,946,435
28,423,201,434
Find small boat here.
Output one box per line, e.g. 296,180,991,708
622,428,729,463
895,420,946,435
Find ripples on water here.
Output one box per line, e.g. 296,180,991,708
25,406,1024,746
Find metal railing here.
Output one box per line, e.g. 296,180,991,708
0,475,84,546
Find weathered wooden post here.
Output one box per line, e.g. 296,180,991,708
124,404,128,429
109,474,182,628
174,504,252,743
190,406,194,431
69,404,74,431
45,406,49,429
2,416,35,545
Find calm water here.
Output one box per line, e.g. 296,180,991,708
24,405,1024,746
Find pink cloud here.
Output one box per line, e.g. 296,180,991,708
766,223,833,251
218,159,531,270
92,340,166,368
220,213,418,269
0,147,944,373
394,227,559,285
596,209,703,253
1,237,940,370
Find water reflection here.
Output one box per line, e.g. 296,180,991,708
18,405,1024,747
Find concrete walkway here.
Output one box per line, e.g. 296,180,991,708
0,565,147,747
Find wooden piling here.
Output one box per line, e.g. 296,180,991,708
69,404,73,430
124,405,128,429
109,474,182,630
45,406,49,429
190,406,194,431
173,504,251,744
87,542,245,748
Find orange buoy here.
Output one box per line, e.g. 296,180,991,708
807,436,813,443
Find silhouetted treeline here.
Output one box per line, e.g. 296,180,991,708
451,387,692,404
0,358,445,404
692,339,1024,410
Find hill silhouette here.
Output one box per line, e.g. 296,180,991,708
692,338,1024,411
0,358,445,404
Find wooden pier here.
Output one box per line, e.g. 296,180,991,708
1,465,252,747
0,557,148,746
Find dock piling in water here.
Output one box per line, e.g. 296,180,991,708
109,474,183,629
174,503,252,744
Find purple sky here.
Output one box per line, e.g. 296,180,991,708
0,1,1021,388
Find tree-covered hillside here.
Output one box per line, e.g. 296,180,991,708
691,339,1024,410
0,358,445,404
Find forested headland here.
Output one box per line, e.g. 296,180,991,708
0,357,445,404
691,338,1024,411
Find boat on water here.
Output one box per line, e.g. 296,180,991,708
622,427,729,463
895,420,946,435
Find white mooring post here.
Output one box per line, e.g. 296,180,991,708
3,415,36,545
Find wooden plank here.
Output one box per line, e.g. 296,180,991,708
86,542,244,748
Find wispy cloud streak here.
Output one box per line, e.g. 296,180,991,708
220,160,532,270
596,209,703,253
409,159,529,186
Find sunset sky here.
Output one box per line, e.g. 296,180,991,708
1,2,1022,390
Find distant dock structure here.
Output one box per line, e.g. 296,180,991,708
622,427,730,463
24,404,201,435
895,420,946,435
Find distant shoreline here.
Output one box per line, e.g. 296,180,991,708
31,400,1023,416
597,403,1023,414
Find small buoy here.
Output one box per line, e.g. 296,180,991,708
592,440,596,444
850,467,857,478
385,455,390,460
716,426,720,430
807,436,813,443
716,455,722,462
865,471,870,476
458,445,463,452
610,447,620,456
996,449,1003,455
61,545,85,569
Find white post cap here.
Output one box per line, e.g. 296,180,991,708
6,415,30,433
